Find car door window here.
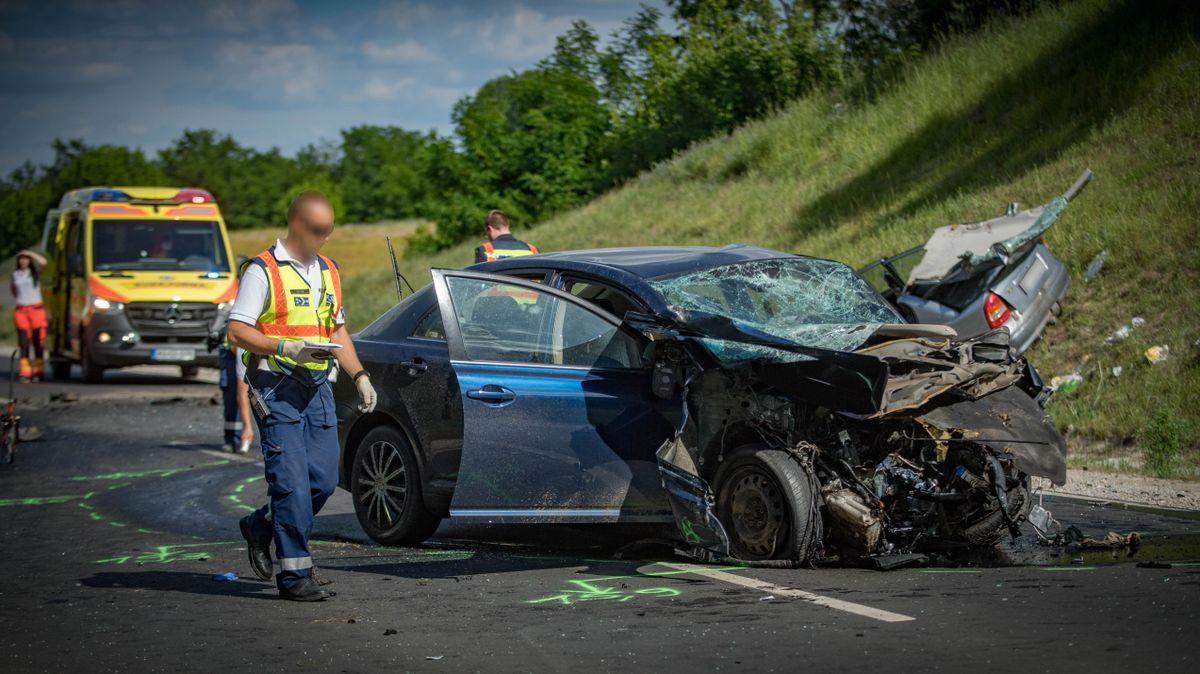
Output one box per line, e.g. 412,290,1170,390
444,276,639,369
411,306,445,340
560,277,641,320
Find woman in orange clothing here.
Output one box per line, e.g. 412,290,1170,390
11,250,47,382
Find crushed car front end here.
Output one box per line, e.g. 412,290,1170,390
637,256,1066,567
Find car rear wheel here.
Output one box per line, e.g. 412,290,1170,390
180,365,200,379
714,445,820,562
351,425,442,546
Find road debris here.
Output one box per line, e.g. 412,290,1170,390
1103,317,1145,345
211,572,239,582
383,629,398,636
1136,561,1173,569
1144,345,1169,365
1050,373,1083,394
1111,366,1122,378
49,392,79,403
1083,250,1108,283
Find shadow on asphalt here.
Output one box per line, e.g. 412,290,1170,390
80,571,279,600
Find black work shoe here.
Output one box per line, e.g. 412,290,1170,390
279,577,333,602
239,516,273,582
310,566,334,586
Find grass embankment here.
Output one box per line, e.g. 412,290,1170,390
227,220,425,282
349,0,1198,476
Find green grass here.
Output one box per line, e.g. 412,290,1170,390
347,0,1199,475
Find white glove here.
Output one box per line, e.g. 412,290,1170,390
279,340,323,366
355,374,377,414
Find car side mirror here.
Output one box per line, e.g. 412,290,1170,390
68,254,84,276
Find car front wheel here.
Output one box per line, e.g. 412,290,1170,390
350,425,442,546
714,444,821,562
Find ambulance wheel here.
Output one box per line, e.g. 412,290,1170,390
50,358,72,381
80,346,104,384
180,365,200,379
351,425,441,546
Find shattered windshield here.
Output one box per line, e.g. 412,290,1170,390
650,257,899,361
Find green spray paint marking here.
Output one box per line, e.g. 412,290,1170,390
0,492,95,507
527,579,682,605
93,541,239,565
679,518,702,545
70,459,231,482
224,475,263,513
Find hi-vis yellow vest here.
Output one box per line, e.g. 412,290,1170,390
243,249,342,377
481,240,539,261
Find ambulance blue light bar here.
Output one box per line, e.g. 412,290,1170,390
89,188,133,202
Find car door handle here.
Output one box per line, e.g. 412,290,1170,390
399,359,428,375
466,385,516,404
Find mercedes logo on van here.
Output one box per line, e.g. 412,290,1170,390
163,305,181,325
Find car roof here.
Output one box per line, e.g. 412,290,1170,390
480,244,795,280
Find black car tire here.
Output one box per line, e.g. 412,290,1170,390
80,345,104,384
714,444,820,562
350,425,442,546
180,365,200,379
963,482,1030,548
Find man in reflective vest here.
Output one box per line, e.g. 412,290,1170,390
227,191,377,602
473,209,539,263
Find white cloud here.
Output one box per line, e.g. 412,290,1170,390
466,5,574,61
218,42,326,102
423,84,469,107
363,40,436,64
204,0,299,34
77,62,126,80
374,1,438,28
355,76,417,101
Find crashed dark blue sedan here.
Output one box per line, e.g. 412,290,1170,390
333,245,1066,565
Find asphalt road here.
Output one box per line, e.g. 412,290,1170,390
1,363,1198,673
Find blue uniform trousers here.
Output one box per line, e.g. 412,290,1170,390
244,372,339,591
217,346,242,446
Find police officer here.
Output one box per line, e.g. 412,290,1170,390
227,191,376,602
473,209,539,263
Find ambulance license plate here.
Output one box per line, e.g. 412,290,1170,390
151,348,195,362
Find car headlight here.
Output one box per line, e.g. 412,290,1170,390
92,296,124,313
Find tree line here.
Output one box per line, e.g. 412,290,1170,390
0,0,1039,260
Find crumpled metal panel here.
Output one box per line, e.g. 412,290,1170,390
907,196,1068,283
650,258,897,361
919,386,1068,485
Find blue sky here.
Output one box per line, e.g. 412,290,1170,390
0,0,665,174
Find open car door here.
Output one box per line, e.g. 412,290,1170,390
431,269,678,523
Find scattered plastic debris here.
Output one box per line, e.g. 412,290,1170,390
1050,373,1083,394
384,629,398,636
1103,317,1145,345
759,595,776,602
1145,345,1169,365
1111,366,1123,378
426,656,444,661
1083,250,1107,283
211,572,239,582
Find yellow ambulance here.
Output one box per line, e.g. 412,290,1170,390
41,186,238,383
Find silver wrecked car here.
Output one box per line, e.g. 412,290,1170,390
859,170,1092,353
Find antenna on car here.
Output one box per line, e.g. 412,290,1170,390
386,237,415,302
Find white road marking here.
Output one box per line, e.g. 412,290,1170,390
658,563,916,623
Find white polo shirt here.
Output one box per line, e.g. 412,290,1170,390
229,239,346,330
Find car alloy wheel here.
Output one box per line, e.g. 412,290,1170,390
357,439,408,529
